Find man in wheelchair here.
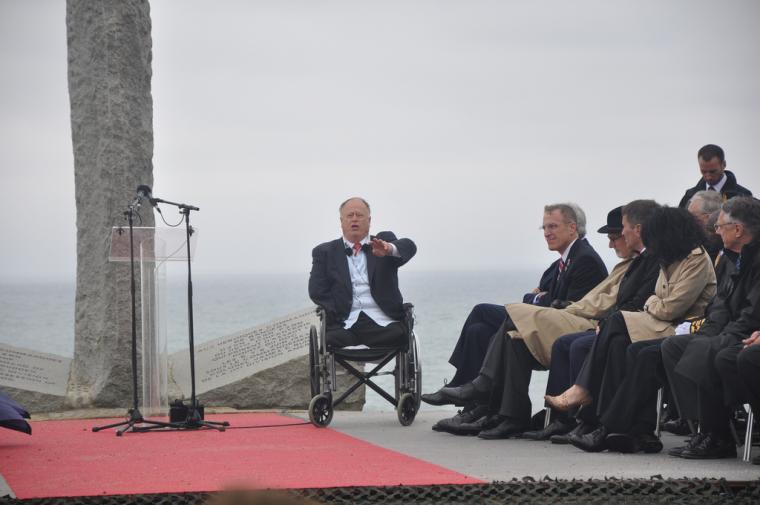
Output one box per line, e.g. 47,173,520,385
308,197,417,349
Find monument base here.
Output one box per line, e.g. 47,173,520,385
170,354,365,411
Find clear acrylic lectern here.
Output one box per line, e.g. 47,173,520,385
109,226,198,416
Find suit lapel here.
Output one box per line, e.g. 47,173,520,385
366,235,377,284
552,239,583,297
333,239,351,290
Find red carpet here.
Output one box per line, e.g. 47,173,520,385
0,413,481,498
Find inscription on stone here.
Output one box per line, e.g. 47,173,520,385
0,343,71,396
170,307,318,395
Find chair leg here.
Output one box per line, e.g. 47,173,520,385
743,405,754,463
655,388,664,439
544,408,552,429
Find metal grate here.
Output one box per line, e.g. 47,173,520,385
4,479,760,505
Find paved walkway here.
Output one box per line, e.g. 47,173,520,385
298,410,760,482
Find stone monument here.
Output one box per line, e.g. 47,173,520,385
65,0,155,407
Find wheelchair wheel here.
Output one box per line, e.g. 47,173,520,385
395,331,422,414
308,394,333,427
409,331,422,406
309,325,320,397
397,392,417,426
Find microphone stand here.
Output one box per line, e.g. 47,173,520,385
141,197,227,432
93,199,175,436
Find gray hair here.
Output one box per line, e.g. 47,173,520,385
545,203,587,238
689,190,723,215
721,197,760,240
339,197,371,214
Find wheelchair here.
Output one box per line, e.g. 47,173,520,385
307,303,421,427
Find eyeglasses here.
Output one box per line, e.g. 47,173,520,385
608,234,624,242
714,222,737,232
540,222,569,231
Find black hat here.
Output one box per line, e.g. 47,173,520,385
597,206,623,234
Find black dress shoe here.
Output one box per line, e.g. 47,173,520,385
606,432,663,454
422,388,454,406
477,418,528,440
452,413,503,436
522,419,575,441
668,432,706,457
680,432,737,460
662,418,692,436
568,425,608,452
638,432,664,453
432,404,489,433
551,421,593,445
439,383,489,404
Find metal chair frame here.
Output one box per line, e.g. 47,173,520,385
308,303,421,427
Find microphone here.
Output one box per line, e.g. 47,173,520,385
136,185,157,207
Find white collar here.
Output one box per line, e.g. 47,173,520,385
560,238,578,263
707,173,728,193
343,235,370,249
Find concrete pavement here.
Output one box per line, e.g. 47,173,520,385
300,410,760,482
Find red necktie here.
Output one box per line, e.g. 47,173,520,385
353,242,362,256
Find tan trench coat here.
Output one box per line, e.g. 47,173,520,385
506,259,633,367
620,247,716,342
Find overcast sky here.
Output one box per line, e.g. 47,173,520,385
1,0,759,281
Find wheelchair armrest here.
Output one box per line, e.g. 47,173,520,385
314,305,327,320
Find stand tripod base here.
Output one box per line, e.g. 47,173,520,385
159,400,229,432
92,408,175,437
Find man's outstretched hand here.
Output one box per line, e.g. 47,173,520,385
371,238,393,257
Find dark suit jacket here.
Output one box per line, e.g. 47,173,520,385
521,237,609,307
678,170,752,209
612,250,660,312
308,231,416,327
675,240,760,390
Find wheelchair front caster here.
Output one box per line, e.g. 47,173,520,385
397,392,418,426
309,394,333,427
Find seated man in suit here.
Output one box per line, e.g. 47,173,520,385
678,144,752,209
308,197,416,348
736,329,760,464
422,203,608,406
663,197,760,460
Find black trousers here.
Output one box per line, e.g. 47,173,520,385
661,334,733,434
737,346,760,415
546,330,596,396
480,331,545,423
326,311,406,348
575,311,632,423
600,339,665,434
714,343,753,409
448,303,509,386
545,330,596,421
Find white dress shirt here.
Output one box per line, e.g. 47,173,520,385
706,173,727,193
343,236,399,329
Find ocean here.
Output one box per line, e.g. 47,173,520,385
0,269,555,414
